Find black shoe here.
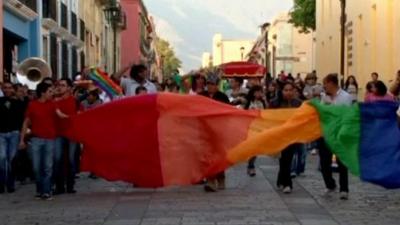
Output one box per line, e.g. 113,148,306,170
88,173,98,179
0,186,4,194
66,189,77,194
35,193,42,199
7,187,15,193
53,189,65,195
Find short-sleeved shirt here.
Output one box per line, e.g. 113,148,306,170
55,96,81,136
120,77,157,96
25,100,57,139
321,89,353,106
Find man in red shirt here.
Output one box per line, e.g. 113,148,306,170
54,78,81,194
19,82,68,200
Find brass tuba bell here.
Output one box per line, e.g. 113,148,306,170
16,57,52,90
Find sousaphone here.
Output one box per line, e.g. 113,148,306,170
16,57,52,90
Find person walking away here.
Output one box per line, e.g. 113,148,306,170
365,81,395,103
319,74,353,200
200,74,230,192
271,82,303,194
53,78,81,195
244,85,267,177
19,82,68,200
0,82,26,193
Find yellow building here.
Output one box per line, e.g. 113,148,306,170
316,0,400,90
212,33,254,66
79,0,123,74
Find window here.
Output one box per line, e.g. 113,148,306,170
50,33,58,79
43,36,49,63
61,3,68,29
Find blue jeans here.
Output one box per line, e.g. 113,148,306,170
291,144,307,175
54,137,78,191
0,131,20,190
30,138,55,195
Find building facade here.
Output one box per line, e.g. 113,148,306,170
211,33,254,66
120,0,159,80
249,13,314,77
316,0,400,90
2,0,40,82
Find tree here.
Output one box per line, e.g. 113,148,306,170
289,0,316,33
155,37,182,78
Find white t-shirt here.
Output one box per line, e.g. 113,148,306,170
321,89,353,106
120,77,157,96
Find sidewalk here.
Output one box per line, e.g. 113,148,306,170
0,155,399,225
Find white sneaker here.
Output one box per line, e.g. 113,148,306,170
324,188,336,197
282,186,292,194
340,192,349,200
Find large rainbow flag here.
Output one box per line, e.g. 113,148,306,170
67,94,400,189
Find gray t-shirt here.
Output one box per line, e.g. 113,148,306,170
120,77,157,96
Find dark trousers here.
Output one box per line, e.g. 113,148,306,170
277,144,298,188
318,138,349,192
247,157,256,169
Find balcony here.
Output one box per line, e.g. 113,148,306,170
42,0,57,29
4,0,38,21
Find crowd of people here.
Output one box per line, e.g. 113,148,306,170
1,63,400,201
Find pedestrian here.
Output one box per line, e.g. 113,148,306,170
271,82,303,194
389,70,400,100
266,81,279,104
193,74,207,94
303,73,323,100
244,85,267,177
53,78,81,195
365,81,395,102
81,89,103,110
226,77,248,108
319,73,352,200
19,82,68,200
344,75,358,103
365,72,379,99
200,74,230,192
0,82,26,193
112,64,157,96
135,86,148,96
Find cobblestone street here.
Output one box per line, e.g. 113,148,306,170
1,155,399,225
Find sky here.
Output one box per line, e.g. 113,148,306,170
144,0,294,73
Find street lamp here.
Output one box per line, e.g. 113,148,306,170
104,0,122,74
261,22,270,74
240,46,245,61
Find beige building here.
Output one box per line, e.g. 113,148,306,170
211,33,254,66
316,0,400,90
79,0,123,74
201,52,212,68
249,12,315,77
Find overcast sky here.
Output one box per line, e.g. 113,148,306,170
144,0,293,73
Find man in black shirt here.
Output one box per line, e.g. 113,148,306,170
200,74,230,192
0,82,26,193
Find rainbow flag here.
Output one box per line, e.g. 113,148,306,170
88,68,123,98
67,94,400,188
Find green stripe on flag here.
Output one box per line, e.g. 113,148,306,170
310,100,360,176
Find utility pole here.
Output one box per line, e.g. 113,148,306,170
340,0,346,87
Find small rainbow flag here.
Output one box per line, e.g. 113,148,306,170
88,68,123,98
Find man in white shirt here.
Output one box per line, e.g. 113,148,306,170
319,73,352,200
112,64,157,97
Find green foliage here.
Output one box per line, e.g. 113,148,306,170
155,37,182,77
289,0,316,33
